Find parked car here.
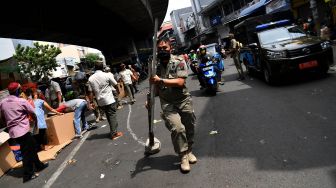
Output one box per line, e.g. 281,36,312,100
235,18,333,84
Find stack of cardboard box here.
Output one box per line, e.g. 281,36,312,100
0,132,17,177
0,112,76,176
46,112,75,145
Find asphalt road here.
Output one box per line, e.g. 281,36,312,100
1,58,336,188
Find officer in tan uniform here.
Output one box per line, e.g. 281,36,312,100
149,37,197,172
227,33,245,80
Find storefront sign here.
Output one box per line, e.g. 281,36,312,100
292,0,309,8
186,14,196,31
266,0,290,14
210,15,222,27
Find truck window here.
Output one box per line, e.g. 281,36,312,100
258,26,307,45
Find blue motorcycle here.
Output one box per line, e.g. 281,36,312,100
199,60,218,95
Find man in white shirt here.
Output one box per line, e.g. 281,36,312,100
44,78,63,108
104,67,122,109
88,61,122,140
119,63,136,104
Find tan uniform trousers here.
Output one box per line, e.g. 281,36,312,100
233,54,244,79
161,97,196,154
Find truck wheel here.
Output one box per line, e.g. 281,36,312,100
319,64,329,76
243,59,253,76
263,65,277,85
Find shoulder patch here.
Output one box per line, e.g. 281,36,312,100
177,55,185,61
178,62,185,70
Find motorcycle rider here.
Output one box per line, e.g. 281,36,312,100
188,50,197,61
197,45,211,89
213,44,225,85
188,49,198,73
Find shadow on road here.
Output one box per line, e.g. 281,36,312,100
87,133,111,141
191,70,336,173
131,155,180,178
3,168,23,179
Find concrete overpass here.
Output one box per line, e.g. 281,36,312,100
0,0,168,62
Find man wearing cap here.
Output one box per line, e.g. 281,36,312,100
56,99,92,138
0,82,48,183
88,61,123,140
43,77,63,108
227,33,245,80
119,63,136,104
148,37,197,173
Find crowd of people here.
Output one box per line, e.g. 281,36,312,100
0,61,144,182
297,16,335,41
0,31,257,183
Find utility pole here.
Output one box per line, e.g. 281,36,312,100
131,39,140,64
64,58,69,76
310,0,320,35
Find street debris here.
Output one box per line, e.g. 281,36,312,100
209,130,218,135
100,174,105,179
67,159,77,165
311,88,323,95
320,115,328,120
115,160,120,165
153,119,162,124
101,124,107,128
323,136,328,140
306,112,327,120
124,142,127,145
114,143,118,146
104,158,113,164
259,139,266,145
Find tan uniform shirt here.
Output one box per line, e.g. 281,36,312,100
157,54,190,110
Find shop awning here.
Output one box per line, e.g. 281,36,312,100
239,0,270,18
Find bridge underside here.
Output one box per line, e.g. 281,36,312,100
0,0,168,62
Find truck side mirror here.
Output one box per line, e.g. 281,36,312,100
249,43,258,49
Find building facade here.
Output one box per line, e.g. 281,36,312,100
170,7,196,49
190,0,334,49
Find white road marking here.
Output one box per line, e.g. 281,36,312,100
101,124,107,128
43,132,91,188
126,104,146,146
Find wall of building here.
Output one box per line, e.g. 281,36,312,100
170,7,194,48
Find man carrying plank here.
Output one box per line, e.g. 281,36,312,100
148,37,197,172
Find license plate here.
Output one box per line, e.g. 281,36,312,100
299,60,318,70
202,67,212,71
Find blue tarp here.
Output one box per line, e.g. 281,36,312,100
239,0,270,18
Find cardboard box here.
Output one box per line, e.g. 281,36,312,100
117,82,126,98
0,132,17,177
46,112,75,145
